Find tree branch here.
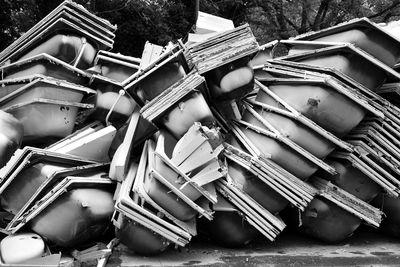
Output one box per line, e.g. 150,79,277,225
313,0,331,30
367,1,400,19
285,16,300,33
270,1,290,38
299,0,309,33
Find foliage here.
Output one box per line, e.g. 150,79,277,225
201,0,400,45
1,0,400,57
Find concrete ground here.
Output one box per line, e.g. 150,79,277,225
106,227,400,267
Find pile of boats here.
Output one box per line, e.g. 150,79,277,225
1,1,400,265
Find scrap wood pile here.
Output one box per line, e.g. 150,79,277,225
1,0,400,265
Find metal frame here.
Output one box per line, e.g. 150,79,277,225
95,50,140,66
0,149,99,229
263,59,400,114
0,147,98,192
235,103,337,174
223,142,316,211
0,0,116,64
377,83,400,107
313,176,383,227
0,53,91,82
259,60,400,138
277,43,400,82
330,150,400,197
293,17,400,47
140,72,209,122
255,67,384,118
230,123,322,198
260,60,388,117
349,126,400,164
2,98,93,112
8,176,115,235
123,43,190,106
2,18,112,64
94,54,140,72
215,176,286,242
92,51,141,84
350,139,400,178
0,77,96,109
0,75,95,97
5,162,109,233
358,120,400,151
2,98,93,140
249,80,353,151
364,116,400,141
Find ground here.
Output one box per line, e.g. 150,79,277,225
105,227,400,267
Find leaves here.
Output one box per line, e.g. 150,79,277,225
1,0,400,57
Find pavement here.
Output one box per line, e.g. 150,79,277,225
105,227,400,267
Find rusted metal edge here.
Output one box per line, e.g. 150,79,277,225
263,59,394,115
2,98,94,112
224,143,315,211
0,75,96,95
0,53,91,80
184,24,259,74
250,80,354,152
351,127,400,159
237,104,337,175
215,178,286,242
350,139,400,177
364,117,400,141
256,68,385,119
330,151,400,197
0,81,96,109
358,121,400,149
141,72,206,121
313,176,383,227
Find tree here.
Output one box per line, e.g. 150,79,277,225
199,0,400,44
0,0,197,57
1,0,400,57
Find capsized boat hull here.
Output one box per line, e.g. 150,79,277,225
372,194,400,238
116,218,170,256
314,159,381,202
200,210,260,248
228,161,289,214
256,82,366,137
300,198,361,243
30,188,114,247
